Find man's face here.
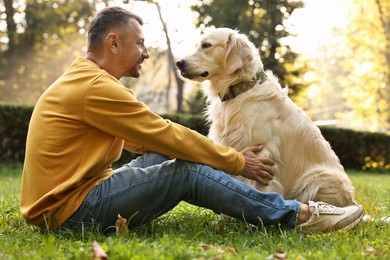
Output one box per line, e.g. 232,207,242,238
117,19,149,78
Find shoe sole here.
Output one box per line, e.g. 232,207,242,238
334,207,365,231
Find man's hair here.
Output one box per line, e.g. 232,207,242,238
87,6,143,51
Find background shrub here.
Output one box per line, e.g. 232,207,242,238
0,105,33,163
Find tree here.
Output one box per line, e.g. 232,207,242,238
3,0,17,58
134,0,185,113
121,47,173,114
0,0,184,114
191,0,307,100
186,86,207,114
0,0,99,104
154,1,185,113
337,0,390,132
375,0,390,83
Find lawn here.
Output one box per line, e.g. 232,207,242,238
0,164,389,259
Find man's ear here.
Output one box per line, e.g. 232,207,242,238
107,33,119,54
224,31,254,75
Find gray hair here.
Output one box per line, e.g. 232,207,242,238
87,6,143,51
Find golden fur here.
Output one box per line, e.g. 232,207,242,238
176,28,355,206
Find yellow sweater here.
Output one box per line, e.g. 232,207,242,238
20,56,245,229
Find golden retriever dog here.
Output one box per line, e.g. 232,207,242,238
176,28,355,206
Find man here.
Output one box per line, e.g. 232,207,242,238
20,6,364,233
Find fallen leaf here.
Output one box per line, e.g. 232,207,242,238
214,247,225,254
200,243,212,251
115,214,129,235
267,250,287,260
92,241,108,260
366,247,378,256
199,243,238,255
223,246,238,254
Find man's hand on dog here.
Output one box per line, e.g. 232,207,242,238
241,145,274,185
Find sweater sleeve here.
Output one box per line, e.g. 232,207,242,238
83,75,245,175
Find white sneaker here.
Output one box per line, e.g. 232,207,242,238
299,201,364,233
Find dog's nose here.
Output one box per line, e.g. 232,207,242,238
176,59,185,69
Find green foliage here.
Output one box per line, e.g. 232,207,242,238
161,112,209,136
0,104,33,163
336,0,390,132
0,0,100,104
0,165,389,259
320,127,367,170
361,131,390,171
321,127,390,172
23,0,94,51
185,87,207,114
191,0,308,100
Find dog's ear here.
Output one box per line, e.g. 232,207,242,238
224,31,254,75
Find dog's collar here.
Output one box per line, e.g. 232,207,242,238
220,70,267,102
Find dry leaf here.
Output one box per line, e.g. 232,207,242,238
366,247,378,256
267,250,287,260
200,243,212,251
214,247,225,254
223,246,238,254
199,243,237,255
115,214,129,235
92,241,108,260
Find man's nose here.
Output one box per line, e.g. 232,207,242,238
142,47,150,59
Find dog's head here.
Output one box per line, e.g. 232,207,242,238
176,28,262,83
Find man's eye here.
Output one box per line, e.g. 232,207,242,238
201,42,211,49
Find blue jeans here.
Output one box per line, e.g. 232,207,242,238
62,153,301,232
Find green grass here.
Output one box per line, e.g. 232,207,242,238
0,165,389,259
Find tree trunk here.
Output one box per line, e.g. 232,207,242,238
155,2,185,113
4,0,17,58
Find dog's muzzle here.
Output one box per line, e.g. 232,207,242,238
176,59,209,78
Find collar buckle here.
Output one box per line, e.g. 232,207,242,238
220,70,267,102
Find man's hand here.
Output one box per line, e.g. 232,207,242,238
241,145,275,186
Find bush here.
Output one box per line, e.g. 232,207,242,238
0,104,33,163
361,131,390,172
162,113,209,136
320,127,366,170
320,127,390,172
1,105,389,172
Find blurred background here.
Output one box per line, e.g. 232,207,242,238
0,0,389,134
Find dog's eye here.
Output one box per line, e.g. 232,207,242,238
201,42,212,49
